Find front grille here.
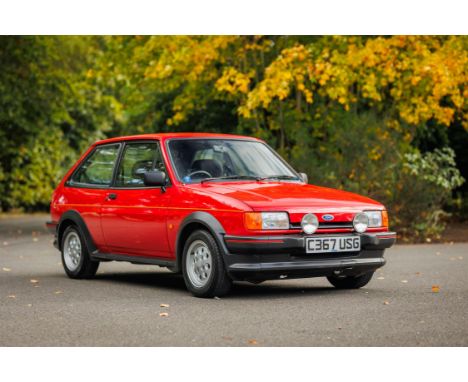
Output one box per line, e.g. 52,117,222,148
290,222,353,230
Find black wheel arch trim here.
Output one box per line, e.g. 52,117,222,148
175,211,229,272
57,210,98,254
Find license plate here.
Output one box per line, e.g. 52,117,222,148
305,236,361,254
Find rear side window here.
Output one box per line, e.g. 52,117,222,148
115,142,166,187
70,144,120,186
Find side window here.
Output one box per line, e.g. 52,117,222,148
70,144,120,186
115,142,166,187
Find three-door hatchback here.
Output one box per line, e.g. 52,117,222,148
47,133,396,297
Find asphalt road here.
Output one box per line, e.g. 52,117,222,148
1,215,467,346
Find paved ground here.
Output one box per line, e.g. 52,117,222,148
0,215,467,346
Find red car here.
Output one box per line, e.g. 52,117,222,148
47,133,396,297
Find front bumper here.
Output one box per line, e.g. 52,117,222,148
223,232,396,281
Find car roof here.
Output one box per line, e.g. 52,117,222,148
94,132,263,146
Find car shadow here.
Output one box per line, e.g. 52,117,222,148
228,282,340,299
90,271,343,299
93,271,188,292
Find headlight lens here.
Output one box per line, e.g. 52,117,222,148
301,213,319,234
365,211,382,227
363,210,388,228
353,213,369,233
244,212,289,230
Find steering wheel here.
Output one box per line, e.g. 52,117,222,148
187,170,212,179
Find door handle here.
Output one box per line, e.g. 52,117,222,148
105,193,117,201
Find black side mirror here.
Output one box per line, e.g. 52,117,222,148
299,172,308,183
144,170,166,187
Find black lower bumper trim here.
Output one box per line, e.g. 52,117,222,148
229,257,385,271
46,221,58,234
46,221,59,248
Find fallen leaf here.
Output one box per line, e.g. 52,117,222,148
32,238,39,242
377,276,385,280
2,267,11,272
54,290,63,295
159,312,169,317
415,272,421,276
248,339,258,345
401,280,408,283
160,303,170,308
27,304,32,307
7,295,16,299
338,327,342,330
33,285,40,288
3,241,8,246
432,285,440,293
458,256,463,260
383,301,390,305
30,279,39,284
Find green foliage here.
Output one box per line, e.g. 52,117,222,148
0,36,119,210
396,148,464,239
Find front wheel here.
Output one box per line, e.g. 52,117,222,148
327,271,374,289
182,230,232,298
61,225,99,279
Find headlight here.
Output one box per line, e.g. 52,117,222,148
363,210,388,228
301,213,319,234
244,212,289,230
353,213,369,233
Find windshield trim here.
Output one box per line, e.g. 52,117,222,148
164,137,303,184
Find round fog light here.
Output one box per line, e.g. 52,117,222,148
353,213,369,233
301,213,319,234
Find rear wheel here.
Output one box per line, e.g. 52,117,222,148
182,230,232,298
327,271,374,289
61,225,99,279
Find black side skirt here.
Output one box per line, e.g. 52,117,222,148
91,251,176,269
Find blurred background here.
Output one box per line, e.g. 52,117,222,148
0,35,466,241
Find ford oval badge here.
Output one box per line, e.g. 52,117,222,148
322,214,334,221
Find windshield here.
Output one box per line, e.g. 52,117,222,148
167,139,300,184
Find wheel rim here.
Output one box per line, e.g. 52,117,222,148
186,240,213,288
63,231,82,271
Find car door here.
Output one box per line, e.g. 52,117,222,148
64,143,122,249
100,140,172,258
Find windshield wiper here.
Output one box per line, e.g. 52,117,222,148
257,175,299,181
200,175,260,184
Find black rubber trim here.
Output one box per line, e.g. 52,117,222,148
176,212,229,272
56,210,98,253
229,257,385,272
91,251,176,268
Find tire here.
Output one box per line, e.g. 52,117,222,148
327,271,374,289
182,229,232,298
61,225,99,279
